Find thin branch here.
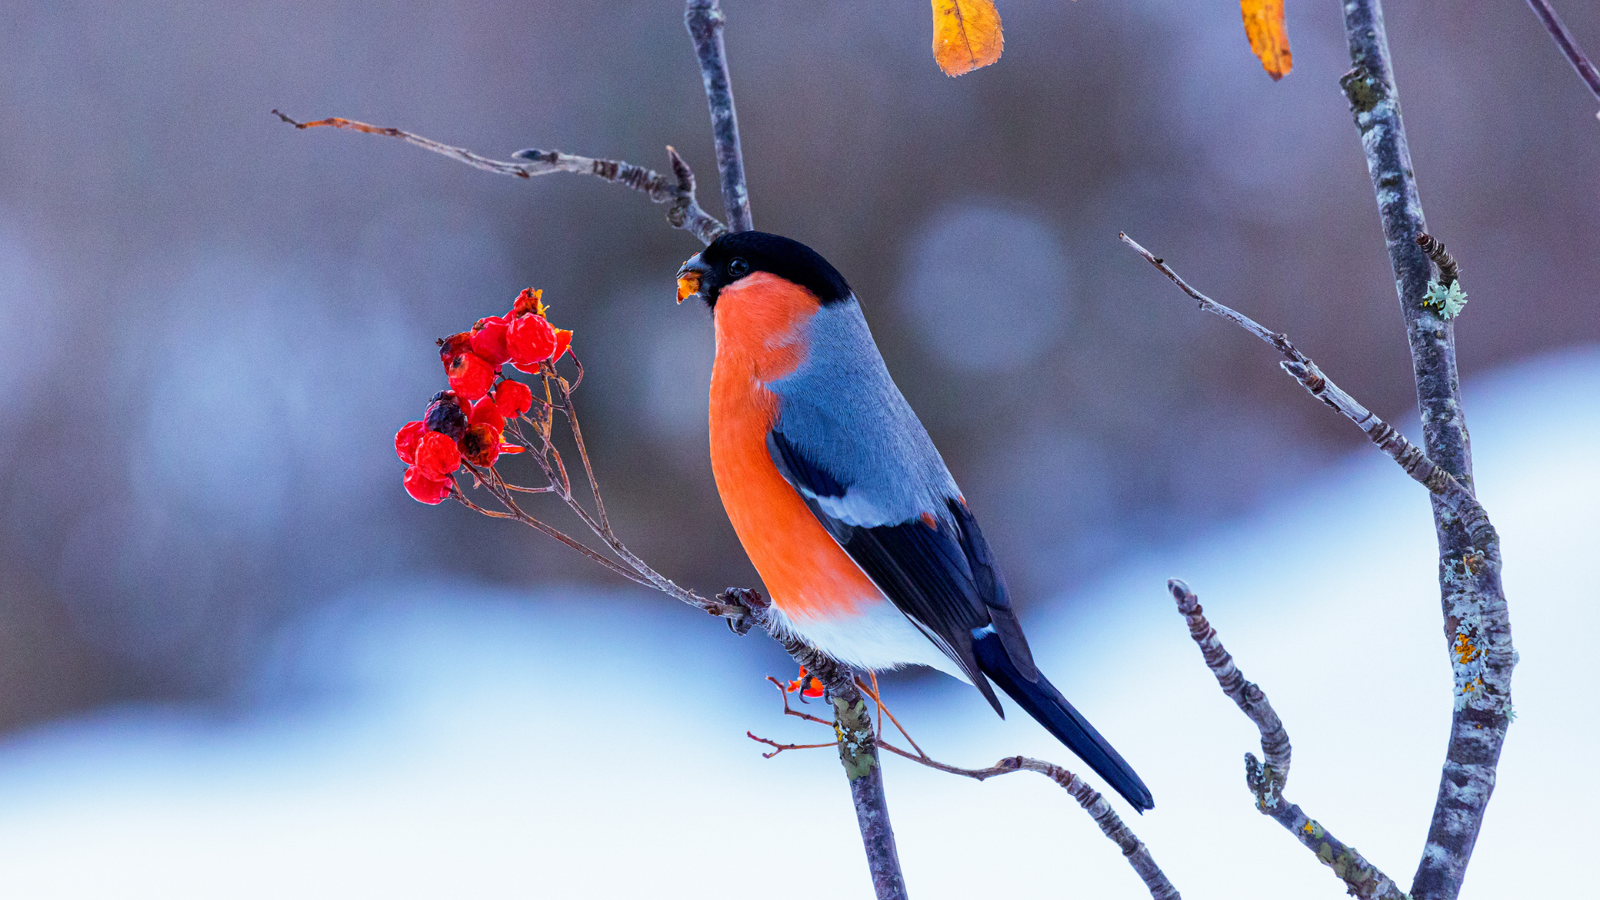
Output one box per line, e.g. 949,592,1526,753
1167,580,1405,900
747,733,837,758
1167,579,1288,785
1118,233,1494,552
271,110,727,245
685,0,753,232
751,677,1180,900
1524,0,1600,115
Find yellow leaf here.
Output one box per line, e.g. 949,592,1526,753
1241,0,1293,81
931,0,1003,77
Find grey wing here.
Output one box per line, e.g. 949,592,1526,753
766,301,1038,707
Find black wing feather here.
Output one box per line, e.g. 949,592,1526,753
768,430,1155,809
768,430,1031,713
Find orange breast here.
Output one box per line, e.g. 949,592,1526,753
709,273,882,619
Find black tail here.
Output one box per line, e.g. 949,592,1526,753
973,634,1154,811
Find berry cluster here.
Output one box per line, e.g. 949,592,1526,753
395,288,572,504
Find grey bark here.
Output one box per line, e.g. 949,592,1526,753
773,629,909,900
1168,580,1404,900
685,0,754,233
1340,5,1516,899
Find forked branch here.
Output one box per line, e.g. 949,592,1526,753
1168,580,1404,900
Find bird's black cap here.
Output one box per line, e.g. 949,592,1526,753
677,231,852,308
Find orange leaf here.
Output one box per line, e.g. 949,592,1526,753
931,0,1003,77
1241,0,1293,80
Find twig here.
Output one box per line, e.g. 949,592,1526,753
684,0,753,232
750,680,1180,900
1118,232,1495,552
890,748,1178,900
1167,580,1404,900
747,733,837,758
1339,7,1516,898
1524,0,1600,115
1166,580,1289,786
271,110,727,245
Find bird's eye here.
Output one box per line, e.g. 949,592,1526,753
727,257,750,278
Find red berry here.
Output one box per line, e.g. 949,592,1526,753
415,431,461,477
445,351,497,402
470,396,505,434
551,328,573,362
403,465,453,505
511,287,543,318
424,392,469,441
507,314,556,370
492,380,533,418
437,332,473,364
470,316,511,366
395,420,428,464
459,423,501,467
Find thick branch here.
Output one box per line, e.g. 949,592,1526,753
685,0,753,232
1524,0,1600,114
271,111,727,245
1168,580,1405,900
1340,6,1515,898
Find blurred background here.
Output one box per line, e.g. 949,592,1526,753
0,1,1595,896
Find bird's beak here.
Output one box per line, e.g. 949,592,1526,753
676,253,710,305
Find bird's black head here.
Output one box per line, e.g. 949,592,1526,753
675,231,852,309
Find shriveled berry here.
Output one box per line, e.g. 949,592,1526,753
437,332,474,364
403,465,453,504
395,420,428,465
492,379,533,418
424,394,469,441
445,351,496,402
511,287,544,318
470,315,511,366
507,314,556,370
470,396,505,434
415,431,462,477
459,422,501,467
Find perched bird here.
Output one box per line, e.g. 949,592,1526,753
676,231,1153,811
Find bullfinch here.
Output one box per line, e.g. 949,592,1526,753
676,231,1153,811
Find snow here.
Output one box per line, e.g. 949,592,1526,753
0,347,1594,898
